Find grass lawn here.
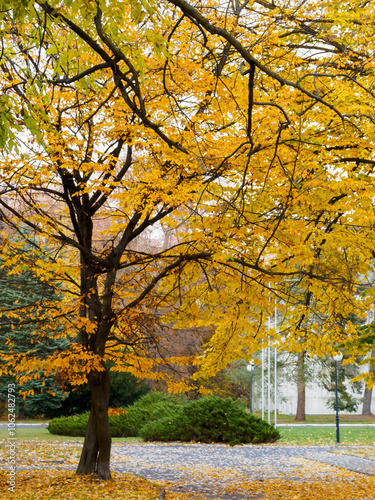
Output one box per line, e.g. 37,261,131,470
256,412,375,424
2,412,374,426
0,419,47,424
0,427,141,443
278,425,375,445
0,425,374,446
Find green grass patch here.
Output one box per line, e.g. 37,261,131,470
278,426,375,445
2,422,374,446
255,412,375,424
0,427,141,443
0,419,48,424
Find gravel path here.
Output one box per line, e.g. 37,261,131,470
111,443,375,498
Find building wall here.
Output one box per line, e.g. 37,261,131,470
277,382,371,415
252,363,374,415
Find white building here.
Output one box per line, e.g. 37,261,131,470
252,357,374,416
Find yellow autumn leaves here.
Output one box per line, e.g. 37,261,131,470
0,0,375,394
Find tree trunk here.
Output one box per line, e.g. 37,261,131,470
362,387,373,415
76,367,112,479
295,351,306,421
362,350,375,416
17,402,25,420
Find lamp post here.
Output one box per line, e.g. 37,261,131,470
247,361,254,413
333,353,343,443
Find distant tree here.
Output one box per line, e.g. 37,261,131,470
362,350,375,416
352,319,375,415
294,351,307,421
109,369,150,408
0,252,69,418
318,357,363,413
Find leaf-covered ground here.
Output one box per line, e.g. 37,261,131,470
1,440,375,499
333,446,375,460
0,469,168,500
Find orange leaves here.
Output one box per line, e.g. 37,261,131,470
43,345,105,386
3,344,105,388
108,407,128,417
108,350,193,385
75,317,97,335
0,469,165,500
1,0,375,401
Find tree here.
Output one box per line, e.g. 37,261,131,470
289,301,367,421
1,0,375,481
295,351,307,422
0,0,280,479
319,357,363,413
362,350,375,415
159,0,375,380
0,242,69,418
350,320,375,414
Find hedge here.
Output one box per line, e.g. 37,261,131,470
48,393,280,445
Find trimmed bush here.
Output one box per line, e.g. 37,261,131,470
139,411,183,442
47,410,141,438
48,393,280,445
47,392,185,438
108,408,140,437
128,392,183,424
47,412,89,436
107,392,185,437
140,396,280,445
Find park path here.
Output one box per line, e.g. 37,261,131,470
111,442,375,499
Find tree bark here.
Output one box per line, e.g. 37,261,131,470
362,350,375,416
295,351,306,421
17,402,25,420
76,367,112,479
362,386,373,415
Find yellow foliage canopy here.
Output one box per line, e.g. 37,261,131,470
0,0,374,393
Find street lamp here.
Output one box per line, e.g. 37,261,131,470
333,353,343,443
247,361,254,413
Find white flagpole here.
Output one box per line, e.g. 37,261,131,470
268,316,271,424
274,300,277,426
261,346,264,420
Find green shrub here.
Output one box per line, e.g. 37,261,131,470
47,412,89,436
47,392,185,438
47,410,138,438
140,396,280,445
139,410,183,442
48,393,279,445
108,408,141,437
131,391,184,417
130,392,183,422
